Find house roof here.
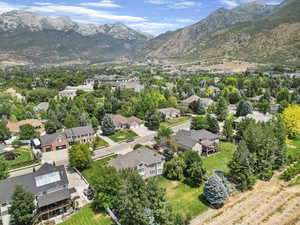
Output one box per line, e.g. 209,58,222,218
64,125,94,138
34,102,49,112
108,147,165,170
37,188,71,208
175,135,199,149
181,95,200,105
0,163,69,204
111,115,144,127
40,133,66,146
175,129,219,142
7,119,43,133
158,107,180,115
234,112,273,123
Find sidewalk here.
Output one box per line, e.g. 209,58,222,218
98,134,117,146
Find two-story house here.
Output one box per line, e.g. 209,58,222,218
108,147,165,179
0,163,76,225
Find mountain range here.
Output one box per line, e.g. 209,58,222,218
0,10,151,67
140,0,300,65
0,0,299,67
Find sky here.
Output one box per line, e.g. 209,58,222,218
0,0,283,35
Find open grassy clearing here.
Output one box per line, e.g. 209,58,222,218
59,204,113,225
108,129,138,142
157,142,236,218
94,137,109,149
160,116,190,127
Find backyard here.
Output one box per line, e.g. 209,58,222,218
157,142,237,217
108,129,138,142
160,116,190,128
59,204,113,225
4,148,37,169
93,137,109,149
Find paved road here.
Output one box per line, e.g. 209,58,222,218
9,121,191,178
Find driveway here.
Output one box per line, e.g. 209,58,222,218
42,149,69,165
131,126,156,137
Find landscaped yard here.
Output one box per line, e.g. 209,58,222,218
287,136,300,159
82,155,116,183
108,129,138,142
157,141,237,217
59,204,113,225
5,148,35,169
94,137,109,149
160,116,190,128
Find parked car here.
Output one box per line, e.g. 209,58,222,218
126,138,135,143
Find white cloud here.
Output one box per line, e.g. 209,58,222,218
80,0,122,8
171,1,200,9
175,18,194,23
28,5,146,22
128,22,179,35
145,0,167,4
0,2,20,13
266,1,281,5
33,2,53,6
220,0,238,7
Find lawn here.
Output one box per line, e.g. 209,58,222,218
94,137,109,149
160,116,190,128
59,204,113,225
287,136,300,159
82,155,116,183
5,148,33,166
157,141,236,218
108,130,138,143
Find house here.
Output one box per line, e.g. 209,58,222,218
233,112,273,125
0,163,76,225
228,104,237,115
58,90,77,100
40,133,69,152
270,104,280,114
85,75,137,86
175,129,219,156
111,115,145,129
118,82,145,92
64,126,96,144
39,126,95,152
33,102,49,113
108,147,165,179
6,119,43,134
158,108,181,120
0,144,13,155
181,95,214,108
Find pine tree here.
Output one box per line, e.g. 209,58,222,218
101,114,116,136
0,120,11,142
0,155,9,180
216,97,228,121
237,101,253,117
223,118,233,141
204,175,229,207
9,185,36,225
207,115,220,134
195,100,205,115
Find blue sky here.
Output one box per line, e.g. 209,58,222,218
0,0,283,35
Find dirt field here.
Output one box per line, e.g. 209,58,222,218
191,174,300,225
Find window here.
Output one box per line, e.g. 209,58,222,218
35,171,61,187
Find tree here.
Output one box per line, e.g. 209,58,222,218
157,125,173,141
204,175,229,207
228,140,255,191
282,105,300,138
257,99,270,114
236,101,253,117
64,114,80,129
163,148,175,161
207,115,220,134
9,185,36,225
216,97,228,121
191,116,209,130
68,144,92,170
19,124,39,140
276,88,290,102
92,166,121,209
91,116,99,130
163,157,186,180
101,114,116,136
27,88,56,102
0,155,9,180
146,112,161,131
0,120,11,142
194,100,205,115
44,120,57,134
223,118,233,141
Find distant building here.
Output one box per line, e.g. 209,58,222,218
33,102,49,113
0,163,76,225
118,81,145,92
234,112,273,124
175,129,219,156
158,108,181,120
58,90,77,100
108,147,165,179
6,119,43,134
181,95,214,108
58,84,93,100
85,75,137,86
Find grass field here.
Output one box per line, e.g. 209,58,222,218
6,148,33,166
108,130,138,142
287,136,300,159
157,142,236,217
160,116,190,128
94,137,109,149
59,204,113,225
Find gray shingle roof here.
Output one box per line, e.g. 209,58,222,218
40,133,66,146
175,129,219,142
108,147,165,170
64,125,94,138
0,163,69,204
37,188,71,208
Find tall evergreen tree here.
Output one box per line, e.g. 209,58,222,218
204,175,229,207
0,155,9,180
223,118,233,141
194,100,205,115
216,97,228,121
236,101,253,117
0,120,11,142
207,115,220,134
9,185,36,225
101,114,116,135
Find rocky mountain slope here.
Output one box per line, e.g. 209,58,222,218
0,10,151,66
140,0,300,65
